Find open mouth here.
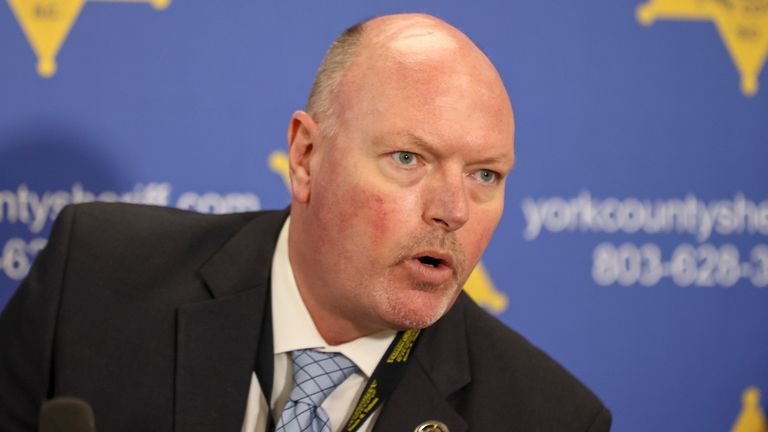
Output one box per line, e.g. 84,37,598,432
417,256,444,268
406,252,454,284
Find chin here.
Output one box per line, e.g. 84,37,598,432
378,285,459,330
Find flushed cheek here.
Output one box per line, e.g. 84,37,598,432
348,187,415,248
459,224,496,265
359,192,389,239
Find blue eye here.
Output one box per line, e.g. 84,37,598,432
392,151,417,166
474,169,498,184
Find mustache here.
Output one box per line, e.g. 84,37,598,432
395,231,466,276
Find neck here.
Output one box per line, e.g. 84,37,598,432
297,283,381,345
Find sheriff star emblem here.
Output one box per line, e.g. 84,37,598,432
637,0,768,96
7,0,170,78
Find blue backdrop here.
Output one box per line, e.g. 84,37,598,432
2,1,767,430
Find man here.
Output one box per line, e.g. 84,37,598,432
0,13,611,432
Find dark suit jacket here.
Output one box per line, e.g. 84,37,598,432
0,203,611,431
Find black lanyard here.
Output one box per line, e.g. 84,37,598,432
262,328,422,432
342,328,422,431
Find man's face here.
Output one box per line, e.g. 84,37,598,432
292,34,515,335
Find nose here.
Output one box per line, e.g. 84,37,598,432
423,171,470,232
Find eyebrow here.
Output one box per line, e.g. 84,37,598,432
400,132,515,170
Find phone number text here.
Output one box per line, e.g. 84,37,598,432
592,243,768,287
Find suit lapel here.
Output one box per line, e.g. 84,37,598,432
373,296,471,432
174,210,287,432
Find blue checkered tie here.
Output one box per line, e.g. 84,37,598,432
275,349,358,432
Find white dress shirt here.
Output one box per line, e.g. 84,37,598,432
241,217,396,432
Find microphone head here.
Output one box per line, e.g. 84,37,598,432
39,397,96,432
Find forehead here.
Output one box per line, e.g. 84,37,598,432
334,44,515,161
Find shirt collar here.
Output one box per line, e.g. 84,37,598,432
270,217,396,377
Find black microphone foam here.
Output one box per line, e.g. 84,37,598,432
39,397,96,432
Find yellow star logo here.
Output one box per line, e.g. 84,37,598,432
731,386,767,432
637,0,768,96
268,151,509,314
7,0,170,78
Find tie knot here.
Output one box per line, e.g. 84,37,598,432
289,349,357,407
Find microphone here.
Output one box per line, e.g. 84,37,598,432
39,397,96,432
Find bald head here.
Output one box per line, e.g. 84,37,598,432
306,13,513,139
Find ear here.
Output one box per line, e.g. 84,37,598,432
287,111,321,203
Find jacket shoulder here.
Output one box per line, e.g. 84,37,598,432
62,201,268,234
50,202,287,295
58,202,281,257
450,294,611,430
